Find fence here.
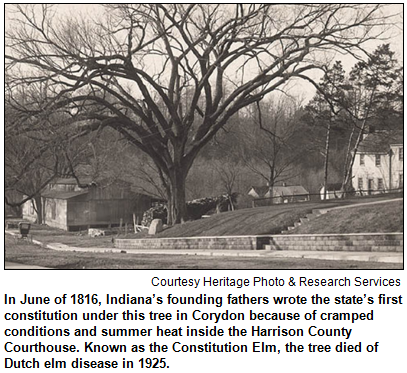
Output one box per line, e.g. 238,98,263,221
251,187,403,208
353,187,403,197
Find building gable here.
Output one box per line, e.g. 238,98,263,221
358,130,403,154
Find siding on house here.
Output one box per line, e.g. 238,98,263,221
390,144,404,188
43,198,68,230
320,183,343,200
353,153,391,191
352,131,403,193
67,199,135,228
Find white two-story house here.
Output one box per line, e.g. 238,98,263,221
352,130,403,194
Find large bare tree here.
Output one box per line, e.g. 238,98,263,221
5,4,394,224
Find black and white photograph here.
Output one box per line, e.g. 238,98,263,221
1,4,405,373
4,4,403,270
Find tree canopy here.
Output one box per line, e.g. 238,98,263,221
5,4,398,223
303,43,402,194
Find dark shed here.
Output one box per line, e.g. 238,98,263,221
26,178,158,231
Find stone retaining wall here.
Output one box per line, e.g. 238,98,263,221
115,233,403,252
115,235,269,251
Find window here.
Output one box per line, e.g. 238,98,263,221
400,147,403,161
400,173,404,189
375,154,381,167
360,154,365,165
358,178,363,190
377,178,384,191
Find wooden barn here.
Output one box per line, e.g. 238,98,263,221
23,177,159,231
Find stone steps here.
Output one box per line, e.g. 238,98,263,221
265,233,403,253
273,234,403,240
271,238,403,244
265,245,402,252
281,209,323,233
269,241,402,248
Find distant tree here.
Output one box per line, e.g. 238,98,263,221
80,130,169,200
213,157,241,211
341,44,401,191
305,61,346,199
4,87,105,223
302,45,402,195
237,97,304,198
4,131,91,223
5,133,56,223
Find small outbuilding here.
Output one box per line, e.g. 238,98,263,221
23,177,159,231
320,183,344,200
248,183,309,205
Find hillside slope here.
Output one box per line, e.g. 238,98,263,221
144,196,402,237
287,199,403,234
157,204,316,237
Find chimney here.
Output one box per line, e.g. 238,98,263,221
362,125,375,140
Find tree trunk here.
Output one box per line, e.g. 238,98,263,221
341,125,356,194
228,195,235,211
342,89,376,196
162,183,172,226
342,120,368,195
34,195,43,224
323,119,331,200
268,166,275,204
168,168,188,225
341,118,373,196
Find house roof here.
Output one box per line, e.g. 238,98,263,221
131,191,166,202
41,190,88,200
249,186,270,198
273,185,309,196
249,185,309,198
358,130,403,154
42,188,160,201
51,177,94,185
51,176,135,188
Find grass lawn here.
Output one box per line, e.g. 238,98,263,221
156,204,316,237
133,193,403,238
12,224,117,248
6,201,341,247
288,200,403,234
4,236,402,270
4,194,402,269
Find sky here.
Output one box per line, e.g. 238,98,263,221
3,3,404,103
